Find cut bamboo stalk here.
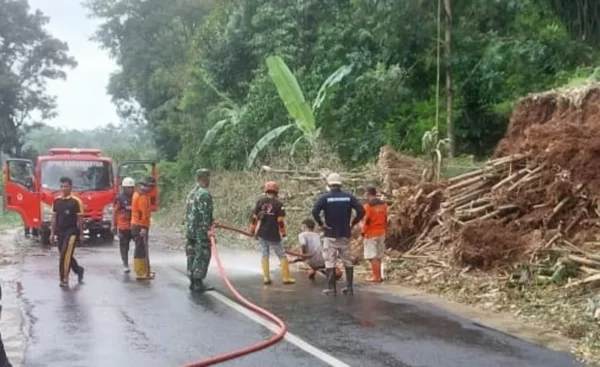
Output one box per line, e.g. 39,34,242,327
491,168,529,192
447,174,487,192
454,198,491,211
447,168,486,184
580,266,600,275
426,188,443,198
542,233,561,249
566,273,600,288
507,166,544,191
474,205,519,222
456,203,494,216
445,188,490,210
568,254,600,268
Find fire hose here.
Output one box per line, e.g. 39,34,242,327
180,223,306,367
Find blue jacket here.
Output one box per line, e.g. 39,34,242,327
312,189,364,239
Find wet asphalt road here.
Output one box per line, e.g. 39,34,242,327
19,241,586,367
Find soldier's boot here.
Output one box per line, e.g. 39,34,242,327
192,279,214,293
341,267,354,295
322,268,337,296
261,258,272,285
280,258,295,285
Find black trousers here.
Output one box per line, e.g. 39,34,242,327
57,228,83,280
118,229,133,266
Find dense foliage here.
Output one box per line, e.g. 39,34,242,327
76,0,598,174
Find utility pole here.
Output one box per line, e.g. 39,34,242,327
443,0,454,157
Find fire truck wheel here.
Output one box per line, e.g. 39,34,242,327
31,228,40,237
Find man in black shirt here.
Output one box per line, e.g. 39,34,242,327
51,177,85,288
250,181,295,285
312,173,364,296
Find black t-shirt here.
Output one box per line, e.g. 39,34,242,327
311,189,364,238
252,196,286,241
53,195,84,233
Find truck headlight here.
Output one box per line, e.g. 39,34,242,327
102,204,114,221
41,203,52,222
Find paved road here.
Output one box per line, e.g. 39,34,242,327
18,241,586,367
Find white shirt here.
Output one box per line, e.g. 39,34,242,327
298,231,324,264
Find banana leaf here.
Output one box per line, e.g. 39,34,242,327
266,56,315,136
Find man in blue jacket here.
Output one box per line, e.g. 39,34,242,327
312,173,364,296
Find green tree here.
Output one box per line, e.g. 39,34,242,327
0,0,77,157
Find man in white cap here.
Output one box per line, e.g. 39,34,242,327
113,177,136,273
312,172,364,295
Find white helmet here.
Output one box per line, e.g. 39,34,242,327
326,172,342,186
121,177,135,188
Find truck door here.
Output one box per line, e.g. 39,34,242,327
3,159,40,227
117,161,159,211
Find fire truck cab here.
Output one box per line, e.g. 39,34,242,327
2,148,158,245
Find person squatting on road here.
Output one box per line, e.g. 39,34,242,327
113,177,136,273
298,218,343,281
184,169,215,293
50,177,85,288
312,173,364,296
131,176,156,280
250,181,295,285
362,184,388,283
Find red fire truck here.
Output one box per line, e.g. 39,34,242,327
2,148,158,245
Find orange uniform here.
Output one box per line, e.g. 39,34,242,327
361,199,388,239
131,191,151,228
114,193,133,230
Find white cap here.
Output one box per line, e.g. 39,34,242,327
121,177,135,187
326,173,342,186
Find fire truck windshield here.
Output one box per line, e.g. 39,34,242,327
40,160,113,191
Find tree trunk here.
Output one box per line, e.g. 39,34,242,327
443,0,454,157
14,140,23,158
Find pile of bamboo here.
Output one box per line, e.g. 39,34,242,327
387,154,600,271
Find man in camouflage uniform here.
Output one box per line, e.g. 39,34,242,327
184,169,215,293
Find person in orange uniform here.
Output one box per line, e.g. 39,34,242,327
113,177,136,273
131,177,156,280
361,184,388,283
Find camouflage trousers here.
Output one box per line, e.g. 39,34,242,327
186,237,212,281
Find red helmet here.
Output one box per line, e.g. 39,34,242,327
264,181,279,193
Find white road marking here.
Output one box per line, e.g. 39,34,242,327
164,267,351,367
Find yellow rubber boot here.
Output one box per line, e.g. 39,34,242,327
261,258,272,285
134,258,152,280
133,258,144,278
280,258,296,285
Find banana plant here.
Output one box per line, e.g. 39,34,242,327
245,56,352,169
197,101,247,155
193,63,249,156
421,126,449,182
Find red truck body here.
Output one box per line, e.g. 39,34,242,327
2,148,158,245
